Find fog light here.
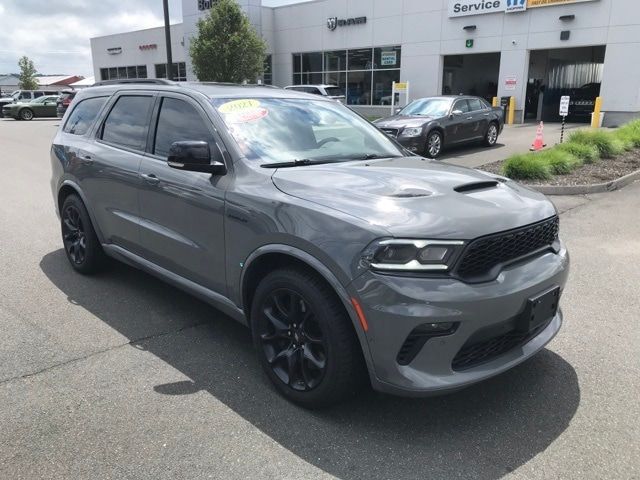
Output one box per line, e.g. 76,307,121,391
418,322,455,333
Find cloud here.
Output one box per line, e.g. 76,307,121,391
0,0,182,76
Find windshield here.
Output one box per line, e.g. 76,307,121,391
30,96,50,104
11,91,20,100
211,97,405,165
399,98,453,117
324,87,345,97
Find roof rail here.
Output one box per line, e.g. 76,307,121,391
92,79,177,87
192,81,280,89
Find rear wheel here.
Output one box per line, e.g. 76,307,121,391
425,130,443,158
251,268,365,408
484,122,499,147
20,109,34,121
61,195,106,274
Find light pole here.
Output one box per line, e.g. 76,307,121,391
163,0,173,80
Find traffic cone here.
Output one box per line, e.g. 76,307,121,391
530,121,547,151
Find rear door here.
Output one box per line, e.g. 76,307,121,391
445,99,471,144
136,93,228,294
80,93,155,253
466,98,488,140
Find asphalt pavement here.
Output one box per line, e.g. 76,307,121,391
0,118,638,480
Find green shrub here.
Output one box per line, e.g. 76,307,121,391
503,153,552,180
615,121,640,148
556,142,600,164
568,129,625,158
537,149,582,175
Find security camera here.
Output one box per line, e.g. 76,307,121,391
512,40,517,45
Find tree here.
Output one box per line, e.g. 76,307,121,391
18,56,38,90
190,0,267,83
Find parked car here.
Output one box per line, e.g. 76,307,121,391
284,84,346,102
57,90,77,118
51,80,568,408
374,96,504,158
2,95,60,120
0,89,61,117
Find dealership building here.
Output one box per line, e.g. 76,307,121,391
90,0,640,125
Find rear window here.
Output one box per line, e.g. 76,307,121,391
324,87,344,97
63,96,108,135
468,98,483,111
100,96,154,150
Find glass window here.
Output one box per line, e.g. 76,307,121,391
468,98,483,111
263,56,272,85
33,91,44,98
400,98,454,117
372,70,401,105
348,49,373,71
453,99,471,114
63,97,108,136
101,96,154,150
324,72,346,93
346,70,372,105
100,68,108,81
211,97,404,165
300,72,323,84
153,97,214,158
324,86,345,97
374,47,401,70
117,67,127,79
155,63,167,79
293,54,302,73
127,66,137,79
293,74,303,86
108,68,117,79
137,65,147,79
324,50,347,71
301,52,323,73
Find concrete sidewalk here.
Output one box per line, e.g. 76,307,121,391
442,122,587,169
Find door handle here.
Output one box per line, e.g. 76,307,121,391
78,152,93,165
466,116,474,120
484,113,491,116
140,173,160,185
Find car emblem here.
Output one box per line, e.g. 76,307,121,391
327,17,338,31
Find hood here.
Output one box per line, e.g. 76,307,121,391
375,115,435,129
271,157,556,239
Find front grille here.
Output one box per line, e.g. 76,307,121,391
380,128,399,137
455,216,559,281
451,320,550,371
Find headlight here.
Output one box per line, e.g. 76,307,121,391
400,127,423,137
363,239,465,272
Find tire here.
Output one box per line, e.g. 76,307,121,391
20,109,34,121
425,130,443,158
250,267,366,408
484,122,499,147
60,194,106,274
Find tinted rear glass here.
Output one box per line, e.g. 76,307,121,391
101,96,154,150
324,87,345,97
63,96,108,135
153,97,214,158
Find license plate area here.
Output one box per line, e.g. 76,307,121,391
519,287,560,332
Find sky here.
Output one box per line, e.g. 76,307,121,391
0,0,311,78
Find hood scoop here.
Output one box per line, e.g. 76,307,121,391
454,181,499,194
387,187,433,199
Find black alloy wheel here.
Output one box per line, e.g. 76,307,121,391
259,288,327,392
60,195,106,274
62,204,87,266
251,268,366,408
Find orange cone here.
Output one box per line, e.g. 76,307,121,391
530,121,547,151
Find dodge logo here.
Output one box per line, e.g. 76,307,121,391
327,17,338,31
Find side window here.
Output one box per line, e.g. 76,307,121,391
19,92,30,100
63,97,108,136
101,96,154,151
33,92,44,98
468,98,483,111
153,97,214,158
454,100,471,114
308,88,322,95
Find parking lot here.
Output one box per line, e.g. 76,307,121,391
0,118,638,479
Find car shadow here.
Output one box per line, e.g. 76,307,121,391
438,141,507,161
40,249,580,480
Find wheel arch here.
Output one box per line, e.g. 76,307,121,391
57,180,106,244
19,107,34,118
240,245,376,376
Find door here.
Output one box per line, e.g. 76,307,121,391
445,99,471,144
39,97,57,117
137,94,227,294
466,97,489,140
80,93,155,253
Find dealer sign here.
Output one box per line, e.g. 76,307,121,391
449,0,504,17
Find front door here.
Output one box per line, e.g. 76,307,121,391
137,94,227,294
445,99,472,144
466,97,489,140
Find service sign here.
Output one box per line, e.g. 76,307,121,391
449,0,504,17
381,51,397,66
559,96,570,116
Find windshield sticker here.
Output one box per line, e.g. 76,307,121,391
218,99,268,123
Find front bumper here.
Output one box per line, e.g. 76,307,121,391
349,243,569,396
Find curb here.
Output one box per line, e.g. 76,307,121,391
529,169,640,196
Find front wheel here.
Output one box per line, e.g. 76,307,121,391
251,268,366,408
484,122,499,147
20,109,34,121
425,130,443,158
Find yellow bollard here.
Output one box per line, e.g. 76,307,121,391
492,97,499,107
507,96,516,125
591,96,603,128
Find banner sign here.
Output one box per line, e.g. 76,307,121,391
381,51,397,66
528,0,597,7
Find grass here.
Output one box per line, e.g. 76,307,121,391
502,119,640,181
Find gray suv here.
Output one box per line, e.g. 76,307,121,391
50,80,569,408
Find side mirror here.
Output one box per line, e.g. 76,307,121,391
451,110,464,117
167,141,227,175
394,107,402,115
